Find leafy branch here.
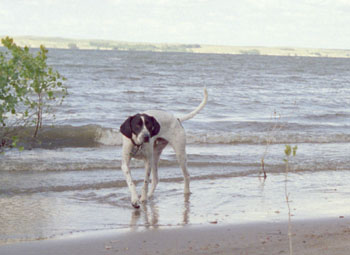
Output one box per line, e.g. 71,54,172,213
0,36,67,152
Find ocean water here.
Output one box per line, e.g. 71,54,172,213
1,50,350,244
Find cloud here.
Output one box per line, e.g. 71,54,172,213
0,0,349,48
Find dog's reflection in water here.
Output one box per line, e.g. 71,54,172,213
130,193,191,229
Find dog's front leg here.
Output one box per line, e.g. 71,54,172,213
140,159,151,203
140,143,153,203
121,154,140,209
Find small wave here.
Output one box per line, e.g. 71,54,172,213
1,125,121,148
0,160,121,172
2,164,349,195
95,127,123,146
2,153,350,173
0,180,128,196
1,125,101,149
303,112,350,121
0,158,244,172
97,127,350,146
2,124,350,150
185,131,350,145
118,76,142,81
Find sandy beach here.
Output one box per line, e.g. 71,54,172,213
0,217,349,255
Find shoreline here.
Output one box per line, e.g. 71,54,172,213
1,217,349,255
3,35,350,58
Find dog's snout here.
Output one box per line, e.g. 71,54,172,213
144,134,150,143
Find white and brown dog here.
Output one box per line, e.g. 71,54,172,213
120,88,208,208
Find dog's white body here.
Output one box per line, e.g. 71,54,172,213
121,88,208,208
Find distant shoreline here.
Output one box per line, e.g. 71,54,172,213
2,35,350,58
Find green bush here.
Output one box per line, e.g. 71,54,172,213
0,36,67,151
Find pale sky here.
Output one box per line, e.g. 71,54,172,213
1,0,350,49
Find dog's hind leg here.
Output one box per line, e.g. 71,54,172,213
177,149,190,194
171,133,190,194
148,138,168,198
148,158,158,199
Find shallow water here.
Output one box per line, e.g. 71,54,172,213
0,50,350,243
1,169,350,244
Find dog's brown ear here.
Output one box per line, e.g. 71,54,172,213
120,116,133,139
150,116,160,137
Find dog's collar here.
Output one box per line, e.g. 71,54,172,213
131,137,142,147
130,138,143,157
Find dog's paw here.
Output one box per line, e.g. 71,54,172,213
132,201,140,209
131,197,140,209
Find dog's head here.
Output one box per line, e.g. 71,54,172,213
120,113,160,145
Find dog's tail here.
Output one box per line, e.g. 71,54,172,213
178,87,208,122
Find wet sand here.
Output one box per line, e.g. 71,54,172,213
1,217,349,255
